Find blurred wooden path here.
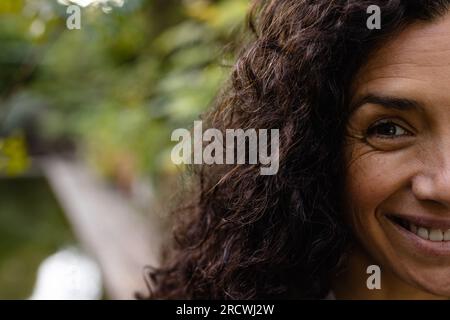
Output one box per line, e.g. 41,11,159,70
40,157,165,299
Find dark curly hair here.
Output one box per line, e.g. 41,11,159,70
143,0,450,299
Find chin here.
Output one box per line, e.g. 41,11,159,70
405,268,450,298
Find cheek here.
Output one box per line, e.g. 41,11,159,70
344,147,412,235
342,148,406,270
345,151,392,216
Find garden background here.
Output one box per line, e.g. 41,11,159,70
0,0,247,299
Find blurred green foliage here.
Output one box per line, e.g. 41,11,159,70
0,0,248,185
0,177,74,298
0,0,248,299
0,132,30,175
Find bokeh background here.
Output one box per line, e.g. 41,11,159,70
0,0,247,299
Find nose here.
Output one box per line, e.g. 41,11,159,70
412,159,450,209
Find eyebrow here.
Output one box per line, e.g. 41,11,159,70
350,94,424,113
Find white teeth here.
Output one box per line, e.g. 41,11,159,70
445,230,450,241
417,227,429,240
429,229,444,241
409,223,450,242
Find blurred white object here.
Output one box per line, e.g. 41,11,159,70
30,247,103,300
56,0,125,8
41,158,164,299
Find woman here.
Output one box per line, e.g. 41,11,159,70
146,0,450,299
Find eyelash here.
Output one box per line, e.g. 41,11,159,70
366,119,412,139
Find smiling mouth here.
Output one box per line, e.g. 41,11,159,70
387,214,450,242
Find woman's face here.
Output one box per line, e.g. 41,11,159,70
346,12,450,297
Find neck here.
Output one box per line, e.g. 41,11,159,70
331,246,447,300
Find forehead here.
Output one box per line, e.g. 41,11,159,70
352,13,450,106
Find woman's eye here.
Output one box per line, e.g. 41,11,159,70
366,120,410,138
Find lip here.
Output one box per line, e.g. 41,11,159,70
387,213,450,230
383,214,450,257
